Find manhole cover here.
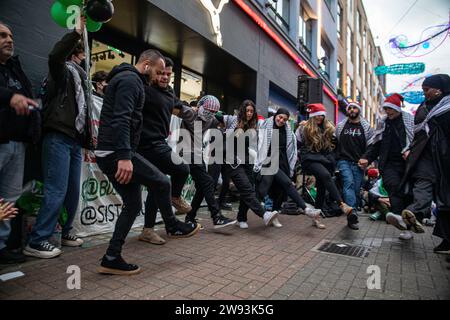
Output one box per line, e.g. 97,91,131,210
317,241,370,258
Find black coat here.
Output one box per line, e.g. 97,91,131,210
0,56,40,144
429,109,450,210
97,63,147,160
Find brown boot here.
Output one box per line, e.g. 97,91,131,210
138,228,166,245
171,197,192,214
339,202,353,216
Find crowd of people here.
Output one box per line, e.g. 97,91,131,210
1,19,449,275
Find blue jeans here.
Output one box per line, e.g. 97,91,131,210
29,133,82,245
0,141,25,250
337,160,363,210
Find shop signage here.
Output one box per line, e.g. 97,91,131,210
198,0,229,47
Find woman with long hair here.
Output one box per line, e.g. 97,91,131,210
296,104,353,222
222,100,279,229
255,108,325,228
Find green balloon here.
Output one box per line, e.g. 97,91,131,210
59,0,83,6
50,1,71,28
86,16,103,32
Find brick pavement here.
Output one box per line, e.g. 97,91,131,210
0,208,449,300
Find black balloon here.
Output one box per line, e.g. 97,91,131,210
85,0,114,23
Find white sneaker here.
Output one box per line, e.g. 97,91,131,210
386,212,407,231
399,231,413,240
272,217,283,228
263,211,279,226
305,207,321,219
23,241,62,259
238,222,249,229
61,234,84,247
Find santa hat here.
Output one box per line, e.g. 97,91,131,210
347,102,362,112
367,168,379,179
198,95,220,113
383,93,404,112
307,103,327,118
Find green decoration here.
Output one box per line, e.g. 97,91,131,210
50,1,71,28
86,15,103,32
59,0,83,6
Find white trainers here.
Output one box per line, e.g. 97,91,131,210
24,241,62,259
399,231,413,240
386,212,407,231
238,221,249,229
305,207,321,219
61,234,84,247
263,211,279,226
272,217,283,228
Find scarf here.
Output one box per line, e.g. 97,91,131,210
66,61,87,134
368,111,414,153
198,105,215,122
414,95,450,135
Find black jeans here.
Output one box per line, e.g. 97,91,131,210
433,210,450,243
97,153,177,257
305,162,342,210
139,141,189,228
405,177,434,221
224,164,265,222
190,163,230,216
257,170,306,210
381,163,411,215
186,161,221,218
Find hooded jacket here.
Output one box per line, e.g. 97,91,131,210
96,63,147,160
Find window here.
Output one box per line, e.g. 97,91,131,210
367,43,371,62
180,69,203,103
346,75,352,98
364,61,368,88
348,0,353,17
268,0,290,32
356,89,361,102
347,26,353,60
319,40,331,79
337,3,342,39
91,40,133,76
299,7,313,56
357,10,362,35
337,61,343,89
356,45,360,78
363,30,367,49
362,99,366,118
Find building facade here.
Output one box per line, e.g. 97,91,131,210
1,0,341,122
336,0,386,126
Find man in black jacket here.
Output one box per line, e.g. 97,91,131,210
24,20,88,259
0,22,37,264
95,49,199,275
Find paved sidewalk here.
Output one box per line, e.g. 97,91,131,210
0,208,449,300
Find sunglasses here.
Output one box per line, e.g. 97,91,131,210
347,106,359,110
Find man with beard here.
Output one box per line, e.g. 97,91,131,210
336,102,374,230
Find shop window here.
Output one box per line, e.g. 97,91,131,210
180,69,203,104
90,40,133,76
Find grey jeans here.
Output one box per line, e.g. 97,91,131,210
0,141,25,250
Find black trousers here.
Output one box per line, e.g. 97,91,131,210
190,163,230,216
224,164,265,222
433,210,450,243
187,160,221,218
139,141,189,228
257,169,306,210
381,163,411,215
405,177,434,221
304,162,342,210
97,153,178,257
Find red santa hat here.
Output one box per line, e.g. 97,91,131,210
383,93,404,113
307,103,327,118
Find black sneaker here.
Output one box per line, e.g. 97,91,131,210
220,202,233,211
167,220,201,238
0,248,26,264
212,214,236,229
347,211,359,230
433,239,450,254
98,255,141,275
23,241,62,259
185,215,203,230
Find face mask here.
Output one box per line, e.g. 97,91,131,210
199,106,215,121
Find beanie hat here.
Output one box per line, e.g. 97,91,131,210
198,95,220,113
275,107,290,118
347,102,362,113
367,168,379,179
422,74,450,95
383,93,404,112
307,103,327,118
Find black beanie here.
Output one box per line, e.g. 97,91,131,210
275,107,290,117
423,74,450,94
